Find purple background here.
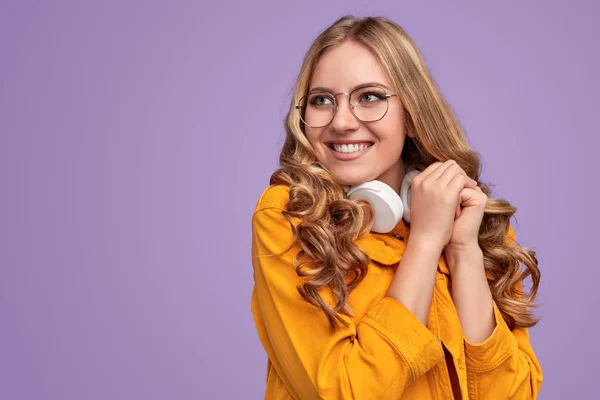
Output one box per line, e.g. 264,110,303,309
1,1,597,398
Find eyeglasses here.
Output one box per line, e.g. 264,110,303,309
295,85,397,128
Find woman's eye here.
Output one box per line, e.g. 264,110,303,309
360,92,384,102
309,95,334,106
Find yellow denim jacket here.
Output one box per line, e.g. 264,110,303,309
251,184,543,399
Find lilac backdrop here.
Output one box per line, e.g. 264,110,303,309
1,0,597,398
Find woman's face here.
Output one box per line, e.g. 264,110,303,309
304,40,412,192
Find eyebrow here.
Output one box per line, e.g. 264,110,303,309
308,82,392,93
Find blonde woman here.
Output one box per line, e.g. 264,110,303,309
251,15,542,399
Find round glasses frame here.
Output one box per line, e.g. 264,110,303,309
295,85,397,128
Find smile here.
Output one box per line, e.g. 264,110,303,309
330,143,373,153
327,142,374,153
325,142,374,161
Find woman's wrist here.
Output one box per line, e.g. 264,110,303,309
406,232,446,256
444,244,483,271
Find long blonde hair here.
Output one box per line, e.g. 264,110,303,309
270,15,540,331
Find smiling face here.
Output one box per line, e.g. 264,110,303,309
304,40,413,193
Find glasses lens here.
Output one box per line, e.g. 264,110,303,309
298,92,335,127
350,86,389,122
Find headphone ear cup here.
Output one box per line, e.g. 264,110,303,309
346,180,403,233
400,169,422,223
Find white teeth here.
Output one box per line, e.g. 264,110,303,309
332,143,371,153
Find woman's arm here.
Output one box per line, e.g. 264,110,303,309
445,225,543,399
385,236,444,325
251,186,445,399
445,246,495,344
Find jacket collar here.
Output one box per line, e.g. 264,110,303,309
356,220,451,275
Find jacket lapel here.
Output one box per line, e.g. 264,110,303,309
355,233,404,266
355,226,465,360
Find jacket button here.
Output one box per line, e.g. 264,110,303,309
391,232,404,241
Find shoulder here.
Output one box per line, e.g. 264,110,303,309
254,184,291,212
252,185,297,252
506,223,517,245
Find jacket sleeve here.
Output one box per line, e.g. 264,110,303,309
463,225,544,399
251,203,445,400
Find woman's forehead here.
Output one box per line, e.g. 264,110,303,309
310,41,392,93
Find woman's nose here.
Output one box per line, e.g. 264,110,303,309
330,96,360,133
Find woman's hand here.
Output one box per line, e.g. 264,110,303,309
445,177,487,251
407,160,479,252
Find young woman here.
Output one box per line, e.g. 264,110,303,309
250,15,542,400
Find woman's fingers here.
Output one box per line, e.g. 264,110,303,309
417,160,477,188
430,160,457,181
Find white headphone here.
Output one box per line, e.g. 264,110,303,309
343,169,421,233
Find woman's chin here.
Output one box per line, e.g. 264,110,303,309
332,174,373,187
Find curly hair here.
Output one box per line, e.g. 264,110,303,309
270,15,540,331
